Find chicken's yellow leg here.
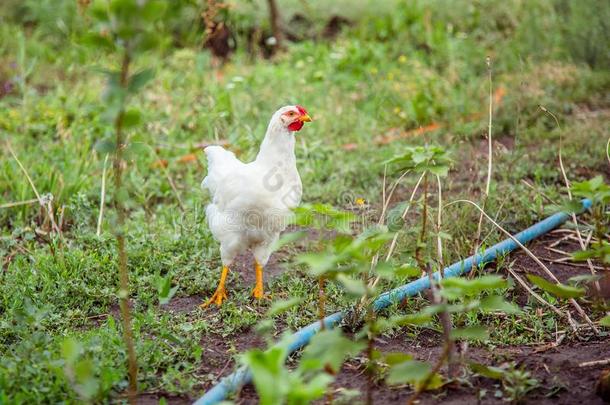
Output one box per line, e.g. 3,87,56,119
201,266,229,308
252,261,264,299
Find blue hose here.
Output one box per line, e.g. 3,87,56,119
194,199,591,405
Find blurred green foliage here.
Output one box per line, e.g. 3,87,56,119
0,0,608,402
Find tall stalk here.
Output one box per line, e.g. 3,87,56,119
472,57,494,275
113,50,138,404
266,0,283,49
415,173,455,377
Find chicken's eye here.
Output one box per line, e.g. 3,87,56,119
288,111,296,116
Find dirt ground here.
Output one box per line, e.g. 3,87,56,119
141,230,610,404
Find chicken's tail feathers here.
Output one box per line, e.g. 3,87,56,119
201,146,241,193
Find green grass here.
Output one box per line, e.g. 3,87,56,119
1,0,609,402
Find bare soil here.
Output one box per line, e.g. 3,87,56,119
190,230,610,404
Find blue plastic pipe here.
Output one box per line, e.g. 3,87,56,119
194,199,592,405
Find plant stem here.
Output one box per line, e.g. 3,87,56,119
266,0,283,49
414,174,455,378
366,319,374,405
406,341,452,405
114,50,138,404
471,56,494,277
364,289,375,405
435,175,456,377
318,276,326,330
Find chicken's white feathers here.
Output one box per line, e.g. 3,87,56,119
202,106,305,267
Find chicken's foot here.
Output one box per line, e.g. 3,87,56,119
252,261,264,299
201,265,229,308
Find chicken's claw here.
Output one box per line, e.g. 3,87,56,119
201,287,227,308
251,284,264,300
252,261,265,300
201,266,229,308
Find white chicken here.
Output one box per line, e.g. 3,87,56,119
201,105,312,307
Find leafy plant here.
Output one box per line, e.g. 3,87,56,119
242,325,362,404
84,0,168,401
526,274,585,299
470,362,539,403
156,273,178,305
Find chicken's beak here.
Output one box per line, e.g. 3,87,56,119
299,114,312,122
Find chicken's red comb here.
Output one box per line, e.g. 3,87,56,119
296,105,308,115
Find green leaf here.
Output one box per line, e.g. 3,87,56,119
122,108,141,128
94,137,117,154
469,362,505,380
336,274,368,297
110,0,138,15
386,202,407,232
479,295,522,314
135,31,161,52
74,358,99,399
382,352,413,366
267,297,302,317
375,262,421,280
600,314,610,327
441,275,507,299
573,242,610,264
157,274,178,305
287,372,334,403
141,0,167,21
451,326,489,341
128,69,155,94
89,0,110,21
300,329,364,373
391,312,432,326
82,33,115,51
384,145,452,176
296,252,337,276
242,347,288,405
526,274,585,299
387,360,430,385
61,338,82,364
124,141,149,159
271,231,307,252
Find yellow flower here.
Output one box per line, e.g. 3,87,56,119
398,55,407,64
355,198,365,206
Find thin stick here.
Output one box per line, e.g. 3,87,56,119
540,105,601,295
606,137,610,166
549,233,573,248
0,198,38,209
436,175,444,278
6,141,61,235
361,171,425,305
384,172,426,262
484,57,493,196
377,170,410,225
546,259,605,270
544,246,571,256
472,56,494,274
6,142,42,202
507,265,577,331
579,358,610,368
97,154,109,237
381,165,387,215
446,199,599,334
